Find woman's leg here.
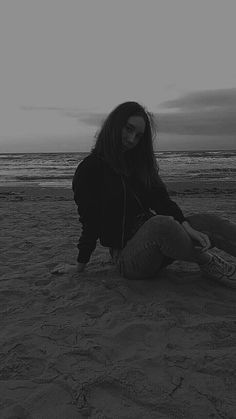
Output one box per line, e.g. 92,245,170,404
118,215,211,280
186,213,236,257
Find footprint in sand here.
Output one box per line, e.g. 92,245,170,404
1,348,46,380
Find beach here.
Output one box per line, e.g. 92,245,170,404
1,181,236,418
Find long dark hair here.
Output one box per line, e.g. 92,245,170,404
91,101,159,188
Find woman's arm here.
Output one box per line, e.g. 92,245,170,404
77,262,87,272
72,155,102,264
150,176,211,250
182,220,211,251
150,175,186,223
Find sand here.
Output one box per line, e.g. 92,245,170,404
0,182,236,419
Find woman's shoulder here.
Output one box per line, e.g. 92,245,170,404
76,152,104,172
72,152,104,191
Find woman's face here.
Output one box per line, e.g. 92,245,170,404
121,115,146,151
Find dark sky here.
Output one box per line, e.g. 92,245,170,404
157,88,236,136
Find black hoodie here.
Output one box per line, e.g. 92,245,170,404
72,152,186,263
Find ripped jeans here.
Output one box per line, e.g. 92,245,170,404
113,213,236,280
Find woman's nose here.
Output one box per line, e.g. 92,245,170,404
127,133,136,143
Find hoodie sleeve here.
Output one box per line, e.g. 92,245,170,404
72,155,102,263
149,175,186,223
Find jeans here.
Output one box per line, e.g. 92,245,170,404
114,213,236,280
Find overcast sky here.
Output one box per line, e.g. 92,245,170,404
0,0,236,152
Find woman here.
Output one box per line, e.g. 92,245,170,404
72,101,236,287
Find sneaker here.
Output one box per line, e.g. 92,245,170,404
200,253,236,288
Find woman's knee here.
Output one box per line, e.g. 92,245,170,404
149,215,181,236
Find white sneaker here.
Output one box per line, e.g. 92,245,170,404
200,253,236,288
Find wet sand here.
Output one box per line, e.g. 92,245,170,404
0,182,236,418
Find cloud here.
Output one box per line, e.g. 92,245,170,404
64,112,106,127
20,105,106,128
20,106,65,111
157,88,236,135
160,88,236,111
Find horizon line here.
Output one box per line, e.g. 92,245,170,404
1,148,236,154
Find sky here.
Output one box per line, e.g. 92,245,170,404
0,0,236,152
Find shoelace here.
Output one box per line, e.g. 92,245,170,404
207,255,235,276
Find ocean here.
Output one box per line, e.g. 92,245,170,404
0,150,235,188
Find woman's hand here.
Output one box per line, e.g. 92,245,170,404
51,263,86,275
77,263,86,272
182,221,211,252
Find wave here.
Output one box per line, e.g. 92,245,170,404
188,168,236,173
15,175,73,181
